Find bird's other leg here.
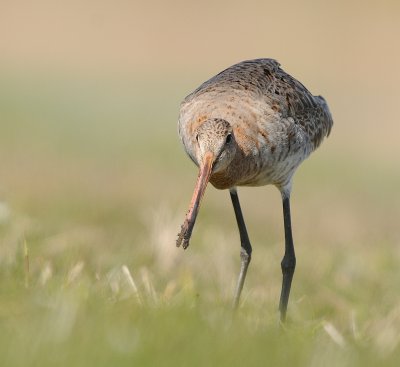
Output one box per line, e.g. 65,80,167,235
229,188,252,310
279,191,296,323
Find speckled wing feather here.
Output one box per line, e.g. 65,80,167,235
265,62,333,149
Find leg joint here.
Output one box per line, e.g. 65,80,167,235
240,247,252,263
281,255,296,272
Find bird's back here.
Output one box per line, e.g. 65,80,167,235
181,59,332,146
178,59,333,188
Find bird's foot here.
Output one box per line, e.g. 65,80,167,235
176,219,191,249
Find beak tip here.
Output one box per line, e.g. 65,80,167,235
176,222,191,249
176,235,190,250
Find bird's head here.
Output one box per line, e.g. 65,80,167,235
177,118,236,249
195,118,236,174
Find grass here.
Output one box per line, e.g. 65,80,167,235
1,71,400,366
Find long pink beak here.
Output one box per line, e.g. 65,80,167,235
177,152,214,249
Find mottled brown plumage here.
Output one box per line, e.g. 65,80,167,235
176,58,333,321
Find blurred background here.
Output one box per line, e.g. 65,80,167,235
1,0,400,366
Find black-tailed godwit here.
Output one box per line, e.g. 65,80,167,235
176,58,333,321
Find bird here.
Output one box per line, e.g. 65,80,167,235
176,58,333,322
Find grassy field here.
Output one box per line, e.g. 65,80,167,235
0,69,399,366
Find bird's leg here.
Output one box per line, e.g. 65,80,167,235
279,194,296,322
229,188,252,309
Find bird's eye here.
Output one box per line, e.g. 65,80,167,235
195,134,199,142
226,133,232,144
